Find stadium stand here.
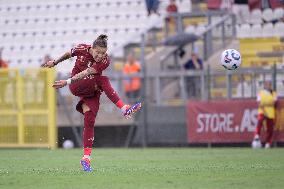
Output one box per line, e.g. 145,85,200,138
236,6,283,68
176,1,283,99
0,0,191,73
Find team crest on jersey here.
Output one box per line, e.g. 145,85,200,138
87,61,92,67
102,57,108,64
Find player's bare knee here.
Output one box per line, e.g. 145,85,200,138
82,103,91,113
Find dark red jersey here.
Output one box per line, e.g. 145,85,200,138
70,44,110,77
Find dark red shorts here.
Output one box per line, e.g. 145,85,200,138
69,77,102,98
69,78,101,114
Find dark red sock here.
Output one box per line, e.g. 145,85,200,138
255,114,264,136
266,119,274,144
83,111,95,149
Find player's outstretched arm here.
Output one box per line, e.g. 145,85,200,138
41,52,71,68
52,67,97,89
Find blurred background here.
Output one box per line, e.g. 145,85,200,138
0,0,283,149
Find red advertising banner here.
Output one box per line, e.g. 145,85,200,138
187,99,284,143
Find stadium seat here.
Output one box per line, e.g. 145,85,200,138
238,24,251,38
236,24,241,38
185,25,196,34
262,8,274,22
262,23,274,37
273,7,284,21
177,0,192,13
273,22,284,37
194,25,206,36
249,9,262,24
250,24,262,38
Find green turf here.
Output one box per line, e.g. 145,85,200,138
0,148,283,189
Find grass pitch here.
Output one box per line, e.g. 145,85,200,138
0,148,283,189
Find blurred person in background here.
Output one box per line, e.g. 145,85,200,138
252,81,277,148
145,0,160,16
166,0,179,33
123,53,141,101
42,34,141,172
0,48,8,68
42,54,53,67
184,51,203,70
166,0,178,19
183,51,203,98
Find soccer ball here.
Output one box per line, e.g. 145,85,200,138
63,140,74,149
221,49,241,70
251,139,262,149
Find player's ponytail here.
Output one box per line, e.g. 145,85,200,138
93,34,108,48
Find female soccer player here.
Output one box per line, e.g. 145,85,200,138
252,81,277,149
42,34,141,172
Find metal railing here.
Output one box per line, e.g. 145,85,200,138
165,10,230,37
161,10,236,70
105,64,283,106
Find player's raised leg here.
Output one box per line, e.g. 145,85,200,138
95,75,141,118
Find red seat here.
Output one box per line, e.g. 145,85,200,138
207,0,222,10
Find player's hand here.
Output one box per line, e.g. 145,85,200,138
52,80,67,89
41,60,56,68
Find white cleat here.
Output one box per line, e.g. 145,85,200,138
265,143,271,149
